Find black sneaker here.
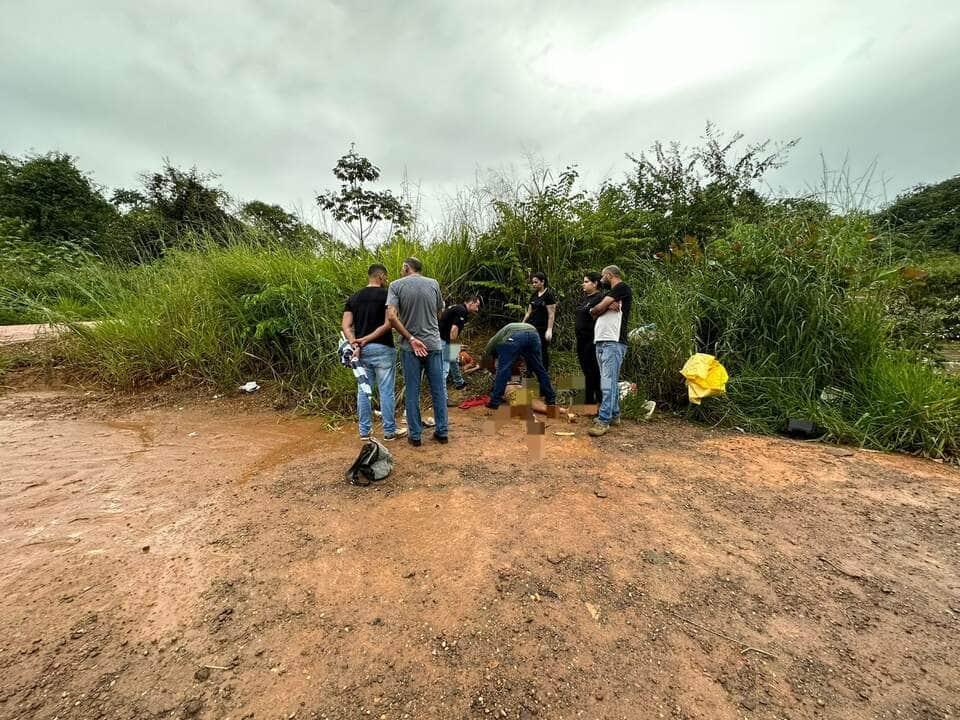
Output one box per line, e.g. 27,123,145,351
454,383,467,391
484,402,499,410
433,433,449,444
407,436,422,447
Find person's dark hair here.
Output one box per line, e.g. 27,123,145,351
403,257,423,273
368,263,388,277
584,271,602,286
531,271,547,284
464,294,481,305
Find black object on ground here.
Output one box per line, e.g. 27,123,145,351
346,440,394,485
785,418,817,438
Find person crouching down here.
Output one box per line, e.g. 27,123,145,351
480,322,557,410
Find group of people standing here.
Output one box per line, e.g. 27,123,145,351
480,265,632,437
341,257,633,446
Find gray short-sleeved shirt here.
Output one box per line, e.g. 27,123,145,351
385,274,444,352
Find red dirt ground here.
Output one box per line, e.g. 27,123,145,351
0,380,958,720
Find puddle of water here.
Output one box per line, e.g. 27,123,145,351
104,420,153,447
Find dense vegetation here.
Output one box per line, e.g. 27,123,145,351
1,132,958,458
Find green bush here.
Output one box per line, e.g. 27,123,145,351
48,231,490,410
876,174,960,253
620,213,960,458
0,243,120,324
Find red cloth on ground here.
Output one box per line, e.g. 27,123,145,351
458,395,490,409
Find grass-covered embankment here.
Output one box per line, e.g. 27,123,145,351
38,212,960,459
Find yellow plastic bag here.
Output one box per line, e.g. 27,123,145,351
680,353,729,405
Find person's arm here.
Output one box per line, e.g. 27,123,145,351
341,310,361,358
341,311,356,343
480,327,504,371
449,323,460,342
545,304,556,341
521,304,532,323
387,305,428,357
357,316,391,346
590,295,616,318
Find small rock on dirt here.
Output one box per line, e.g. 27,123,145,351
642,549,670,566
184,698,203,716
594,489,608,498
194,667,210,682
824,447,855,457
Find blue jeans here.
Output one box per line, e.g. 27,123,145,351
443,341,465,387
357,343,398,437
400,348,449,440
489,331,557,408
596,341,627,424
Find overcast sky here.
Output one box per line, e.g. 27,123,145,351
3,0,959,228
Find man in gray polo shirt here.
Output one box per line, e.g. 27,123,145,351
386,257,449,446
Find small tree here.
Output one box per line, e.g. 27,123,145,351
316,145,412,251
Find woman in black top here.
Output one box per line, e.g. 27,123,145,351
575,272,604,407
521,271,557,371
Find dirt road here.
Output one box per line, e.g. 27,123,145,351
0,385,958,720
0,323,97,347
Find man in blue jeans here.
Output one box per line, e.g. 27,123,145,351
386,257,449,446
480,322,557,409
342,264,406,441
588,265,633,437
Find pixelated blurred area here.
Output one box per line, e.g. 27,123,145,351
480,378,571,460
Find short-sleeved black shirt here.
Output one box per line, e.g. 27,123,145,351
344,286,393,347
528,288,557,333
606,282,633,345
575,292,604,338
439,304,469,342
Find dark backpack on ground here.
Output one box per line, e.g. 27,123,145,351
345,440,394,486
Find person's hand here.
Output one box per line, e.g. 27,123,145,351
608,301,621,312
351,342,361,360
544,329,553,343
356,337,369,348
410,337,428,357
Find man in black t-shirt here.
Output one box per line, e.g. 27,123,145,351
521,272,557,371
439,295,481,391
588,265,633,436
342,264,405,442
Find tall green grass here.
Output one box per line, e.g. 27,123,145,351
42,231,487,410
622,213,960,457
12,209,960,459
